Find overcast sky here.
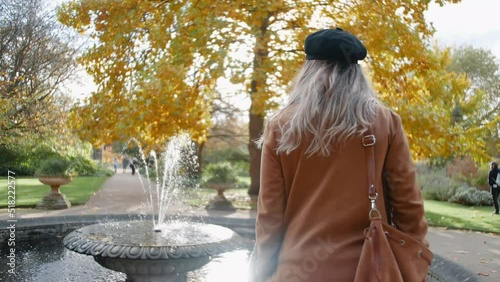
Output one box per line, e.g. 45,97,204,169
426,0,500,59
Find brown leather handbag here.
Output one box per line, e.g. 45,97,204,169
354,133,433,282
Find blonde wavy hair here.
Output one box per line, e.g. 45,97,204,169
260,60,380,156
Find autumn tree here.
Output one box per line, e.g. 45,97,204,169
0,0,78,143
59,0,484,197
449,45,500,156
401,46,488,160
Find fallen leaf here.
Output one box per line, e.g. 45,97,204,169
478,272,489,276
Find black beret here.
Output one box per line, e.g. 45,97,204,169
304,28,367,64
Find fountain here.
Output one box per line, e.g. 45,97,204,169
0,136,482,281
61,134,242,281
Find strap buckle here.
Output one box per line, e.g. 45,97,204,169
362,135,376,147
368,193,381,219
369,208,382,220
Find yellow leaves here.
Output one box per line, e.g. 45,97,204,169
60,0,473,161
322,0,472,161
57,1,92,33
58,0,218,145
450,73,471,98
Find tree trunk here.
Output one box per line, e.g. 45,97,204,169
248,112,264,197
196,141,205,174
247,16,270,197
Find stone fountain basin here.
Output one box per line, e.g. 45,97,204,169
63,220,242,280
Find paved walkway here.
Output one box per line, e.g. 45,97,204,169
3,172,500,281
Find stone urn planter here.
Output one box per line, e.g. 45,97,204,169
205,183,236,211
36,157,73,210
37,175,72,209
203,162,237,211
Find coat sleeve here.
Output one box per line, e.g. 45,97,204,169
248,123,286,282
383,114,428,245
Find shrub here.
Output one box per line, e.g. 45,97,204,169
0,162,36,176
230,161,249,177
68,155,99,176
203,147,249,163
0,143,52,176
446,156,479,183
469,165,491,191
448,186,493,206
203,147,250,177
35,156,72,177
95,166,114,177
0,138,99,176
202,162,238,185
446,156,478,178
418,166,458,202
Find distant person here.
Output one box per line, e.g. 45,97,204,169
122,157,129,173
130,159,136,176
113,158,119,174
489,161,499,215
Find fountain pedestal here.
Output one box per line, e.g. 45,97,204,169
63,220,241,281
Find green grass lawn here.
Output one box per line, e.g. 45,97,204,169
0,176,109,207
424,200,500,234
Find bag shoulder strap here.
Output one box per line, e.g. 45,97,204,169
362,129,381,220
362,129,377,197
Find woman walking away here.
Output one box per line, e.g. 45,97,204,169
248,28,429,282
489,162,500,215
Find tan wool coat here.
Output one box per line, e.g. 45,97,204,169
250,105,429,282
